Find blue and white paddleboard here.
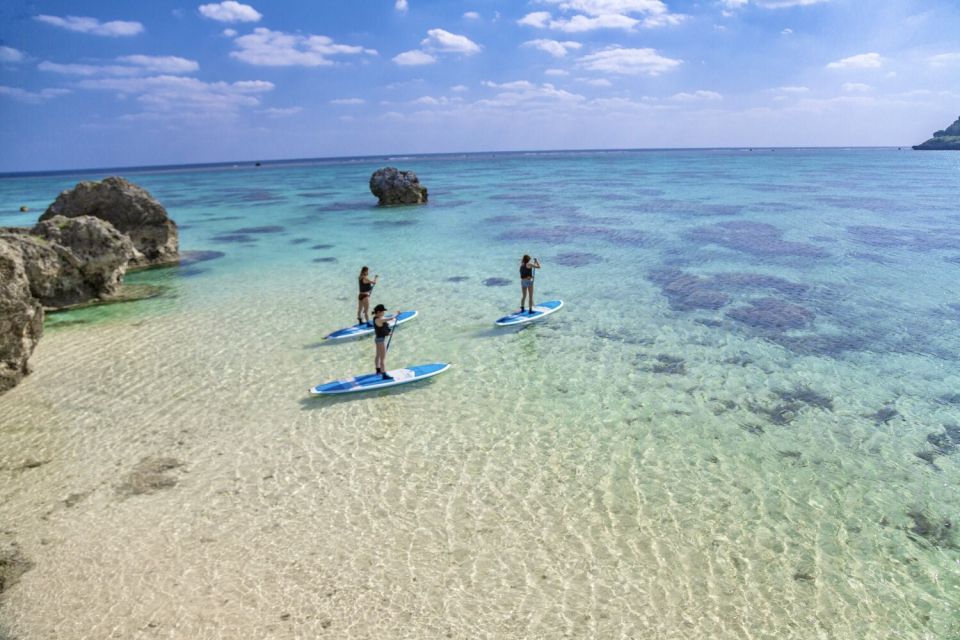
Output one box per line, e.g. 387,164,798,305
495,300,564,327
309,362,451,396
324,310,418,340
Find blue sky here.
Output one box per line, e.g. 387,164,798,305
1,0,958,171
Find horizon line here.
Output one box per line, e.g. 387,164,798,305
0,144,920,179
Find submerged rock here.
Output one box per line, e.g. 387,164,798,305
117,457,184,496
41,176,178,267
369,167,428,206
726,297,814,331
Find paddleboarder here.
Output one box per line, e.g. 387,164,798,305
357,266,379,326
519,255,541,314
373,304,400,379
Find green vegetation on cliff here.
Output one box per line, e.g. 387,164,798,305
913,115,960,150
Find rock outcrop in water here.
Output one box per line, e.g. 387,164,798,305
913,115,960,150
369,167,428,206
40,176,179,266
0,216,137,394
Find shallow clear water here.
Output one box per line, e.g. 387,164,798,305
1,149,958,639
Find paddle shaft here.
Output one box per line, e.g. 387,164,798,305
386,312,399,351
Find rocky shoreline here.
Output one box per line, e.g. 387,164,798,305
0,177,178,394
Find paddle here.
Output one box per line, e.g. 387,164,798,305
386,309,401,352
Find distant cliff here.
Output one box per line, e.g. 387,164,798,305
913,115,960,150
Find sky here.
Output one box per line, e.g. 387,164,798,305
0,0,958,171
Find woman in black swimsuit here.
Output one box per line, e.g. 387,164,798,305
357,266,378,326
519,255,541,314
372,304,399,379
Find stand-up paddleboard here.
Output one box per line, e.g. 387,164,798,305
309,362,451,396
324,310,417,340
495,300,564,327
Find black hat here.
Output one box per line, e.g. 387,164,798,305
373,303,387,313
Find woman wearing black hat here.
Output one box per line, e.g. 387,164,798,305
372,304,400,379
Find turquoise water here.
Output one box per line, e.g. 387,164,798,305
1,149,958,639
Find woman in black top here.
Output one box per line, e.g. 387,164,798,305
357,266,378,326
372,304,399,379
519,254,541,314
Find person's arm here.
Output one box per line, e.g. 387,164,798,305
533,258,541,268
391,310,401,324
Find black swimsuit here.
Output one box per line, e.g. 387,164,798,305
359,277,373,298
374,318,391,342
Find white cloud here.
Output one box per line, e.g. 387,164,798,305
576,47,682,75
774,85,809,93
231,28,377,66
260,106,302,117
330,97,365,105
117,55,200,74
393,50,437,65
841,82,872,92
39,56,199,77
826,52,883,69
395,0,409,13
578,77,613,86
34,14,144,37
0,85,70,103
518,12,552,28
77,75,274,118
223,28,238,37
545,68,570,76
723,0,828,8
421,29,481,55
929,52,960,67
478,80,585,107
198,2,262,23
671,90,722,101
0,46,25,63
463,11,481,20
523,39,582,58
451,84,469,92
781,27,793,35
521,0,686,31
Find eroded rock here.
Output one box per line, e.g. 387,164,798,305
369,167,428,206
41,176,178,267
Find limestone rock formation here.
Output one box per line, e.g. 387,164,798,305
369,167,428,206
0,238,44,394
27,215,137,307
0,216,136,394
913,116,960,150
41,176,178,266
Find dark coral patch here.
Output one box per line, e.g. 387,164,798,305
232,225,285,234
311,243,334,250
312,257,337,263
178,250,226,266
726,298,814,331
775,385,833,411
927,424,960,455
554,252,602,267
446,276,470,282
687,221,829,258
289,238,309,245
647,269,730,311
849,252,896,265
651,355,686,374
483,277,511,287
905,509,955,548
711,272,809,298
374,219,417,227
864,406,899,425
210,233,257,243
